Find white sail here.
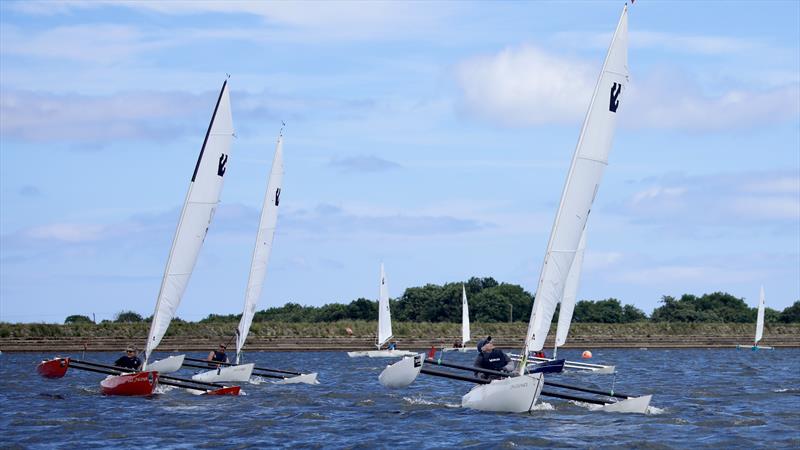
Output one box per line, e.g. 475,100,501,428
755,286,765,344
555,229,587,349
235,134,284,364
377,263,393,348
144,80,234,367
523,6,628,356
462,285,471,345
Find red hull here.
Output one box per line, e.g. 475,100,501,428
37,357,70,378
100,371,158,396
205,385,241,396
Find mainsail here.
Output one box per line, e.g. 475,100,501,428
755,286,765,344
235,133,285,364
461,285,471,346
554,229,587,357
377,263,393,348
522,5,628,361
144,80,235,368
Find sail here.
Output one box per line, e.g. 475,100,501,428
523,6,628,355
144,80,234,366
462,284,471,345
555,229,587,348
235,134,284,364
755,286,765,343
377,263,393,348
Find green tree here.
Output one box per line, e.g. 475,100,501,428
64,315,93,324
779,301,800,323
114,311,143,323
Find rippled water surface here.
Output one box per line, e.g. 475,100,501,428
2,348,799,448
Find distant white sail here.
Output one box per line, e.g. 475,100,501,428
462,285,471,346
377,263,393,348
755,286,765,344
555,229,587,348
235,134,284,364
144,80,234,367
523,6,628,355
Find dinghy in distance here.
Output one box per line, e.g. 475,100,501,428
737,286,774,351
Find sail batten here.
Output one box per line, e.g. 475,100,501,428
235,135,284,364
522,6,628,359
144,81,234,368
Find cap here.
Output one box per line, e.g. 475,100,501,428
126,346,136,352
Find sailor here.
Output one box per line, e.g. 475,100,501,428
207,343,229,364
387,341,397,351
473,336,514,379
453,340,462,349
114,346,142,371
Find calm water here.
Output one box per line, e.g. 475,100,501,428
1,348,798,449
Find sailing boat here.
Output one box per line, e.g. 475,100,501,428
348,264,416,358
380,5,650,414
443,285,471,352
513,230,615,373
738,286,774,351
140,79,235,379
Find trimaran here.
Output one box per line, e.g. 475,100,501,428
347,264,416,358
183,130,319,384
37,79,241,396
379,4,652,414
737,286,774,351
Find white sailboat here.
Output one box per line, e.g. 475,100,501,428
513,230,615,373
738,286,774,351
380,5,649,414
348,264,416,358
192,132,286,383
142,79,235,373
443,285,472,352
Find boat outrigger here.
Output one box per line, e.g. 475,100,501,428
737,286,774,351
377,4,651,414
348,264,416,358
36,79,240,396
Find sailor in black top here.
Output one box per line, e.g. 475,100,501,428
207,343,229,364
114,346,142,371
473,336,514,379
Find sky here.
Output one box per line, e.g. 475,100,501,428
1,0,798,323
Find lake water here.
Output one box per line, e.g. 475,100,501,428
1,348,798,448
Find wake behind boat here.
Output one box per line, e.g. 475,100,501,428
348,264,415,358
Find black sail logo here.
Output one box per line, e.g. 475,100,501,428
609,82,622,113
275,187,281,206
217,154,228,177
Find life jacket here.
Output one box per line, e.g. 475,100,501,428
211,351,227,362
114,355,141,370
478,349,509,371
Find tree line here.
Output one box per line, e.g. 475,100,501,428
65,276,800,325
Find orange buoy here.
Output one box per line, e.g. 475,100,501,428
582,350,593,359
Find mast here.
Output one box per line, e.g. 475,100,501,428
143,80,235,369
235,131,285,364
377,263,393,349
754,286,765,345
520,6,628,373
553,229,587,359
462,284,471,346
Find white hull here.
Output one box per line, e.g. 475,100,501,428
347,349,417,358
192,363,254,383
271,372,319,385
461,373,544,413
737,344,774,350
379,354,424,388
442,347,471,353
147,354,185,374
512,355,615,374
601,395,652,414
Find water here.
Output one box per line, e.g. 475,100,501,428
2,348,799,448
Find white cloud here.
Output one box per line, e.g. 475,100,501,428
553,30,762,55
23,223,108,243
455,44,799,131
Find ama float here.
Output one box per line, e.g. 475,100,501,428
380,4,652,414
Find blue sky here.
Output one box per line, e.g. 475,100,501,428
1,1,798,323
